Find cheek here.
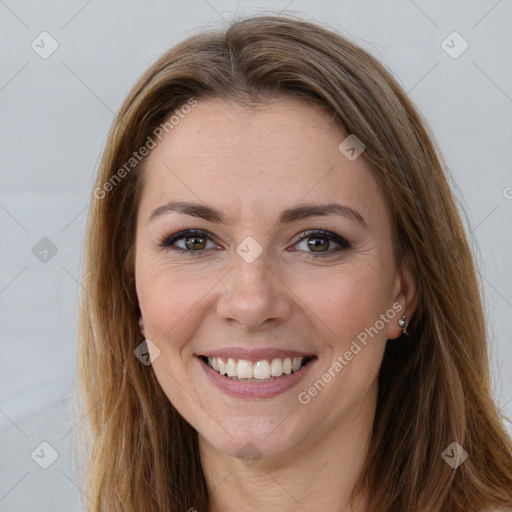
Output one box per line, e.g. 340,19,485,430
291,263,390,346
136,260,218,350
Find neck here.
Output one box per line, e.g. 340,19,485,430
199,383,377,512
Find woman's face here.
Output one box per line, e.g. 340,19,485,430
135,98,415,461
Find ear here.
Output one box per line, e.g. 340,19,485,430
138,314,146,336
386,252,418,340
135,301,146,336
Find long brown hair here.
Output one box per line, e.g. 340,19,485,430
75,13,512,511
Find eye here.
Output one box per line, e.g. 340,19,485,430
293,229,350,257
160,229,220,254
159,228,350,258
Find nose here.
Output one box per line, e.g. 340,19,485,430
216,248,293,331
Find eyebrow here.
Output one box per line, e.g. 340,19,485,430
149,201,369,229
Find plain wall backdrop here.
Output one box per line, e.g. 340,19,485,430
1,0,511,510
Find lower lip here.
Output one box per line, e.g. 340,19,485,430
197,356,316,399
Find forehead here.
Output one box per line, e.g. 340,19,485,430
138,98,387,228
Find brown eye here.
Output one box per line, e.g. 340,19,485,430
307,237,330,252
161,229,219,254
184,235,207,250
294,229,350,257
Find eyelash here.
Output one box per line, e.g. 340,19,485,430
159,228,351,258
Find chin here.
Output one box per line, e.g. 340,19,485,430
197,413,309,463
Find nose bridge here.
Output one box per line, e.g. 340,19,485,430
234,247,273,291
216,241,291,329
231,243,277,304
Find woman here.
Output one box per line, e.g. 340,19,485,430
76,14,512,512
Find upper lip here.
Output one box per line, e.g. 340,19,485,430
197,347,315,361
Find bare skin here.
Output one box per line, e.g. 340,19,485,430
134,97,418,511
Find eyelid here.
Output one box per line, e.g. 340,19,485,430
160,228,221,251
294,228,349,245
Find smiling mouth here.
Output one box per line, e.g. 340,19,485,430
198,355,315,383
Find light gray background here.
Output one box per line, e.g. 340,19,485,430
1,0,511,510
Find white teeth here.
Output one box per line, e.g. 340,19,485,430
236,359,253,379
206,355,308,380
226,358,237,377
270,358,283,376
253,360,271,379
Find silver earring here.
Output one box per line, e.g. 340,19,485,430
398,315,408,336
